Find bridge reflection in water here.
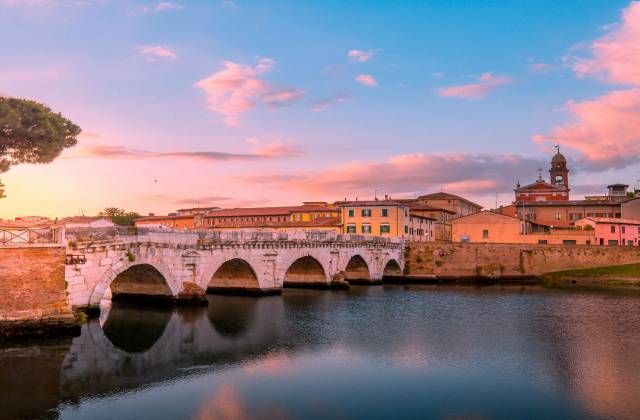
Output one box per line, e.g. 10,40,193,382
2,286,640,419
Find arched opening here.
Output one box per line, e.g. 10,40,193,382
102,304,172,353
207,258,262,295
343,255,372,284
207,296,258,338
383,259,402,278
283,256,328,288
110,264,173,303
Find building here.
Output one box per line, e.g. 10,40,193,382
575,217,640,246
62,216,115,228
511,199,623,226
514,146,570,202
199,202,339,228
408,214,435,242
176,207,220,216
14,216,51,226
337,200,410,238
134,214,196,230
452,210,596,245
413,192,483,217
201,216,341,233
400,202,456,241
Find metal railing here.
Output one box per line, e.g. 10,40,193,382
0,226,64,245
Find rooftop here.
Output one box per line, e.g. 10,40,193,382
580,217,640,225
204,204,339,218
210,216,342,229
335,200,408,207
416,192,483,209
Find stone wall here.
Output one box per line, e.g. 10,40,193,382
0,246,77,336
405,242,640,278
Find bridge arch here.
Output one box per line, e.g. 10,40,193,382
283,255,329,287
382,258,403,278
89,259,180,306
343,254,372,283
207,258,262,293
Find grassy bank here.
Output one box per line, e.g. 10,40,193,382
542,264,640,289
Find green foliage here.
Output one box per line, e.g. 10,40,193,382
0,97,80,174
99,207,141,226
126,251,135,262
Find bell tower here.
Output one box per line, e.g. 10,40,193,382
549,145,569,189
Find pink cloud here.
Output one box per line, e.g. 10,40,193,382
348,49,375,62
570,2,640,85
136,45,177,60
355,74,378,87
239,153,543,197
437,72,512,99
194,58,304,126
533,88,640,169
534,2,640,170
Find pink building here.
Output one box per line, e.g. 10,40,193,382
575,217,640,246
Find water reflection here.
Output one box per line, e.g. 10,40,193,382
102,304,173,353
1,285,640,419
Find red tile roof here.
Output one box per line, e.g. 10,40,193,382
581,217,640,225
211,217,342,229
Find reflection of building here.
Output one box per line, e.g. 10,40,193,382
337,200,410,238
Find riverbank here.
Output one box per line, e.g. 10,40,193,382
396,263,640,292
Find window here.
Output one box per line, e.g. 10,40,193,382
538,240,548,244
555,213,561,221
346,224,356,233
361,209,372,217
586,240,591,245
348,209,354,218
362,224,372,234
622,226,626,234
380,224,391,234
611,225,616,233
404,225,409,234
563,240,577,245
628,240,634,246
404,209,409,217
482,229,489,239
608,240,619,246
600,238,604,245
381,208,388,217
461,235,470,242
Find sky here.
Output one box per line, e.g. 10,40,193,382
1,0,639,218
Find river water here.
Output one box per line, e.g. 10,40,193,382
2,285,640,420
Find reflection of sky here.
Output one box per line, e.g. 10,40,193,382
53,286,640,419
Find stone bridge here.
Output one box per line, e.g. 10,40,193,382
64,228,405,313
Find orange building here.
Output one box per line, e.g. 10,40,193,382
199,202,339,228
134,215,196,230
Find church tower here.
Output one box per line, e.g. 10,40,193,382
549,145,569,189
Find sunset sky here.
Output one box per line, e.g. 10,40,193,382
1,0,639,218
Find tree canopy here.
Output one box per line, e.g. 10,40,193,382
0,97,80,174
99,207,141,226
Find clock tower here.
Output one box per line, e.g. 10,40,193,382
549,145,569,189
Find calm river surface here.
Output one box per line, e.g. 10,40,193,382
3,285,640,420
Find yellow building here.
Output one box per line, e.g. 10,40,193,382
337,200,410,238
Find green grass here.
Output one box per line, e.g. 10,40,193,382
548,263,640,277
